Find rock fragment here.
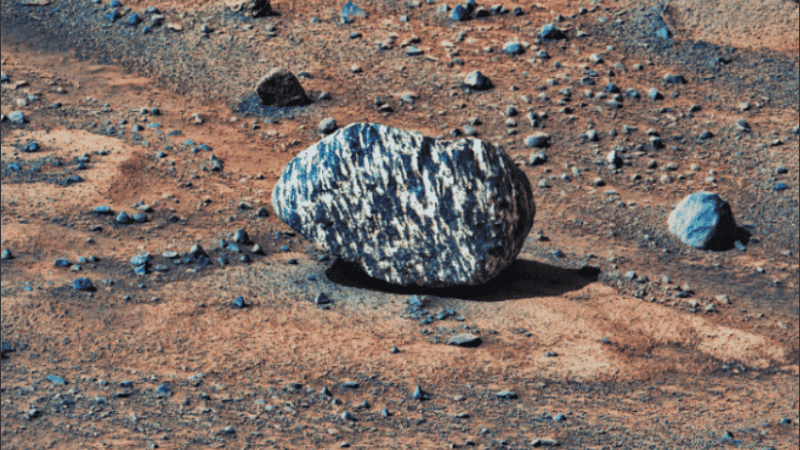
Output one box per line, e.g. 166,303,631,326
272,123,534,287
255,68,310,107
225,0,273,17
448,333,482,347
668,192,739,249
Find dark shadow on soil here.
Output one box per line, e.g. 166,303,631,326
325,258,600,301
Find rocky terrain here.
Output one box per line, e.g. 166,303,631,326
1,0,798,449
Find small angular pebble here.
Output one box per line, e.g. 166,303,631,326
115,211,132,224
47,375,66,385
1,249,13,260
319,118,338,134
156,384,172,397
464,71,493,90
233,296,246,308
412,385,430,400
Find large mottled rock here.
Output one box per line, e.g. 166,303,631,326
668,192,738,249
255,68,310,107
272,123,535,287
225,0,273,18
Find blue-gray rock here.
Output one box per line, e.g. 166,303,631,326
502,41,524,55
406,46,424,56
774,182,789,191
448,333,482,347
94,205,113,215
412,385,430,400
55,259,70,268
663,74,686,85
319,118,338,134
668,192,739,249
540,24,565,40
0,341,14,357
272,123,535,287
8,111,26,124
656,26,671,39
48,375,66,385
464,70,492,90
699,130,714,140
341,1,367,23
315,293,332,305
21,142,39,153
736,119,750,131
525,132,550,148
256,206,270,217
127,13,141,25
233,296,246,308
116,211,132,224
451,4,468,21
106,10,122,22
512,6,523,15
529,151,547,166
234,229,250,244
73,278,94,291
495,390,518,399
156,383,172,397
1,249,13,260
625,88,640,99
130,253,151,266
132,212,148,223
648,88,662,100
553,413,566,422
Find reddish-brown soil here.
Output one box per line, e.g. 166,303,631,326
2,0,798,449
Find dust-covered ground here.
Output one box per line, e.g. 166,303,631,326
1,0,798,449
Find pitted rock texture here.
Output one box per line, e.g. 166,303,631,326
272,123,535,287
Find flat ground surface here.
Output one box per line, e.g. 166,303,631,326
1,0,798,449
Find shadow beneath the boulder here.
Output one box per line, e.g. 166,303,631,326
707,226,753,251
325,258,600,301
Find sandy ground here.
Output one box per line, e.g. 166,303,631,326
1,0,798,449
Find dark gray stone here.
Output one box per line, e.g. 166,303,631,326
668,192,739,249
448,333,482,347
255,68,310,107
272,123,535,287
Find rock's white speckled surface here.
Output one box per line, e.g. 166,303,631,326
272,123,535,287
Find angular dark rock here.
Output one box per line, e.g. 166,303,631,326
255,68,310,107
272,123,535,287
